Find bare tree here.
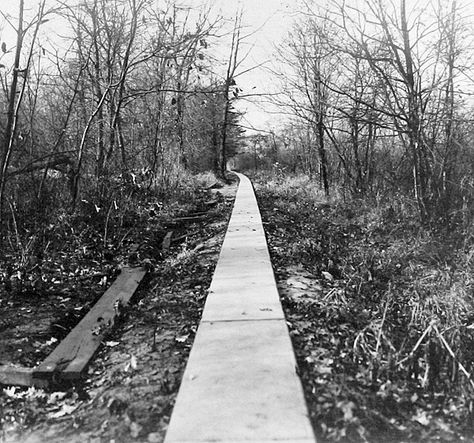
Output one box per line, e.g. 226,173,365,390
276,0,472,219
216,12,243,179
274,15,335,195
0,0,47,234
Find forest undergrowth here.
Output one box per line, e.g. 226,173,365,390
254,172,474,442
0,171,238,442
0,171,219,307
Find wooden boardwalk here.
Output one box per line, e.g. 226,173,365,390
164,173,316,442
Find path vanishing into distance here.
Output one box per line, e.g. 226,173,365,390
164,172,316,442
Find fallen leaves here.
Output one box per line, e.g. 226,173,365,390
45,337,58,346
174,334,189,343
49,404,78,419
255,176,474,442
124,354,138,372
0,187,236,443
321,271,334,282
413,409,431,426
338,400,356,422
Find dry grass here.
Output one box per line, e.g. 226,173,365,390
254,172,474,442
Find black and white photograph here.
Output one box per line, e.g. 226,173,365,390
1,0,474,442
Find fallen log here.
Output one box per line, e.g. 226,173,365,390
7,153,72,177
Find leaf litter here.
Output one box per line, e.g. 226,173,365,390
255,174,474,442
0,177,237,442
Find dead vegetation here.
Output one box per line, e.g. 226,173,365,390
0,173,237,443
255,172,474,442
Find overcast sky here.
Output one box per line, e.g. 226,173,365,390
199,0,299,133
209,0,299,131
0,0,299,132
3,1,474,134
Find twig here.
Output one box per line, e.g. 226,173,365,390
118,229,132,247
173,215,206,222
322,287,337,301
103,200,116,248
433,324,474,389
396,321,434,367
6,199,21,252
375,296,390,356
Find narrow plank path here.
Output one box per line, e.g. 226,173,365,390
164,173,316,443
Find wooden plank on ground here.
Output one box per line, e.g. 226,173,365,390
33,267,147,382
0,364,49,388
0,365,33,387
161,231,173,251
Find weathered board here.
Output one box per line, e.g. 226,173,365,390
33,267,147,382
0,365,33,387
0,364,50,388
161,231,173,251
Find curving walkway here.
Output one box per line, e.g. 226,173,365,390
164,172,316,443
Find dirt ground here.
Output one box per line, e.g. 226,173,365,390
0,179,237,443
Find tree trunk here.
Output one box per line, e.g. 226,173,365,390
316,119,330,197
0,0,25,237
401,0,428,221
71,86,109,211
176,80,188,169
441,0,457,214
